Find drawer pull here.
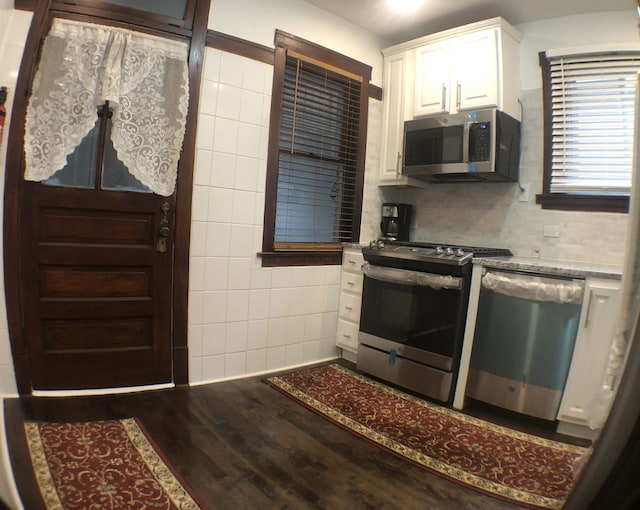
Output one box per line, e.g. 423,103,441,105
345,306,353,311
343,334,351,339
347,281,355,286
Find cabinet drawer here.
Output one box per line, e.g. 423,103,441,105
342,250,364,274
339,292,362,322
336,319,359,352
341,272,363,294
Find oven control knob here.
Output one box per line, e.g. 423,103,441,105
456,248,465,257
445,247,454,256
376,240,385,249
435,246,444,255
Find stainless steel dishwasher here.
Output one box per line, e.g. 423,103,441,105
466,269,585,420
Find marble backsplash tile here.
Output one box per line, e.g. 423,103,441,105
361,88,629,267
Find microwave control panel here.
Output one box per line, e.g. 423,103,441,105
468,122,491,162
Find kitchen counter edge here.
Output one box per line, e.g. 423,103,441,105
473,256,622,280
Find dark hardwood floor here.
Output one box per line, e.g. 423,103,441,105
4,360,587,510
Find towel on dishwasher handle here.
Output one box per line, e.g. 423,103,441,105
482,271,584,304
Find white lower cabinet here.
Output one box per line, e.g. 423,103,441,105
557,277,622,438
336,248,364,354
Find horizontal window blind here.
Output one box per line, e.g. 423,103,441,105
274,55,361,247
549,53,640,195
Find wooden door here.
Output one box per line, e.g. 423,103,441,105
20,105,175,390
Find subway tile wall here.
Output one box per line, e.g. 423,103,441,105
188,48,341,384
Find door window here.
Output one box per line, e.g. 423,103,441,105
43,103,150,193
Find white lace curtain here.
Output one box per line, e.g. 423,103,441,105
24,18,190,197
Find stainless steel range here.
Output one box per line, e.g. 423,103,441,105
357,240,511,404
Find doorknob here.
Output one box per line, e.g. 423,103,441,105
157,201,171,253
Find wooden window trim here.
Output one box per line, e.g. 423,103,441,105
203,30,383,101
260,31,371,267
536,51,630,214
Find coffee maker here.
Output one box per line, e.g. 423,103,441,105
380,203,412,241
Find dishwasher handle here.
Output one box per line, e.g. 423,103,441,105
363,263,462,290
482,270,584,304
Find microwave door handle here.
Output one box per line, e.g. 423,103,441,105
441,83,447,111
462,122,470,163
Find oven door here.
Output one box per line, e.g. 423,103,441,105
358,264,464,371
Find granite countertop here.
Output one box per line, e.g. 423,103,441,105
473,256,623,280
343,243,623,280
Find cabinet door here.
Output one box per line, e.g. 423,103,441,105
452,28,499,112
557,279,621,425
414,41,451,117
336,319,359,351
379,52,409,184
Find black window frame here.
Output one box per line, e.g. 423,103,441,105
536,51,633,213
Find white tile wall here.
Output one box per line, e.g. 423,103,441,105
189,48,341,384
0,8,31,397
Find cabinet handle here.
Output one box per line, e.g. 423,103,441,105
347,281,355,286
441,83,447,110
343,334,351,339
456,82,461,110
345,306,353,311
396,152,402,176
583,290,594,328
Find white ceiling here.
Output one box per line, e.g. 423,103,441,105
303,0,636,44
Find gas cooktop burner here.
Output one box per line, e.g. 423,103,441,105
365,240,512,267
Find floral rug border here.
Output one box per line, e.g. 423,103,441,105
265,363,587,510
24,417,205,510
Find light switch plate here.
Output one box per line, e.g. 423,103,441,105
543,225,560,237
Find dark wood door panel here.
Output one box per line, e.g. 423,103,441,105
35,349,168,390
38,246,156,265
39,299,153,318
40,209,154,245
39,266,153,298
38,185,160,211
42,318,152,350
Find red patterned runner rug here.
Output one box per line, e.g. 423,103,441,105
23,418,205,510
265,363,587,510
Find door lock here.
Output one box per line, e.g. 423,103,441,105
157,222,170,253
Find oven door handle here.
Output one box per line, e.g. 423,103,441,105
363,263,462,290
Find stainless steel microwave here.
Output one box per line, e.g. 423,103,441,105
402,108,520,182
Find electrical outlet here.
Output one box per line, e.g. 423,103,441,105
518,186,529,202
543,225,560,237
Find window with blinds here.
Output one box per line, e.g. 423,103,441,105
538,50,640,212
275,55,361,249
262,31,371,266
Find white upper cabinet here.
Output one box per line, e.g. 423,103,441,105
379,17,521,187
412,22,520,119
413,28,500,116
379,52,427,187
414,40,451,116
451,28,500,112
